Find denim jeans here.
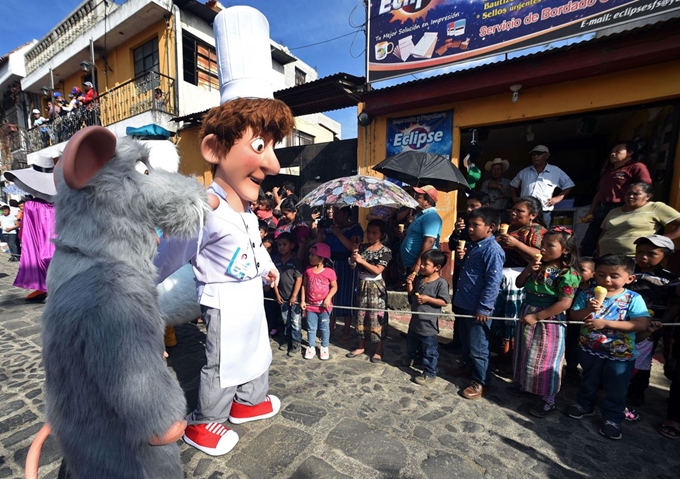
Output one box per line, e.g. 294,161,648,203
455,306,492,385
306,310,330,348
4,233,19,259
281,303,302,344
577,348,635,425
406,330,439,378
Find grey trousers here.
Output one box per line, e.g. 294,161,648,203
187,305,270,424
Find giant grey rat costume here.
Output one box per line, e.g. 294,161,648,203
26,127,210,479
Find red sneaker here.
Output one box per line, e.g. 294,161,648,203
183,423,239,456
228,395,281,425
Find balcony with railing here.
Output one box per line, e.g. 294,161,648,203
99,72,177,126
24,0,112,76
17,72,177,155
21,106,102,155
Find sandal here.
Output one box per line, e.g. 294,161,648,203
370,355,382,363
345,350,364,358
657,422,680,439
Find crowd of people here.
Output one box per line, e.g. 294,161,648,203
30,82,100,146
246,140,680,443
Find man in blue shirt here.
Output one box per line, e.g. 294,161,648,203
453,207,505,400
401,185,443,275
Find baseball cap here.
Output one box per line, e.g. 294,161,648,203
84,81,93,87
634,234,675,252
413,185,438,202
310,242,332,260
529,145,549,154
53,92,62,97
32,109,40,114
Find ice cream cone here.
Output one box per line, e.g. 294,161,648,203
458,240,466,249
499,224,509,234
534,253,542,262
593,286,607,303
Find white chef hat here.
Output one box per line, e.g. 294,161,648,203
213,6,274,104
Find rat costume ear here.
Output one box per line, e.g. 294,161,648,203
201,134,222,165
61,126,117,190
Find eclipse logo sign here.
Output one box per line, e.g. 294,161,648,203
393,127,444,150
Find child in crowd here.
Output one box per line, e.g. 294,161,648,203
564,256,595,382
514,227,581,417
274,232,304,356
404,249,450,385
347,219,392,362
568,254,652,440
453,206,505,399
262,228,280,336
626,235,679,411
258,219,269,240
446,192,491,351
276,197,310,262
256,196,278,229
301,243,337,360
262,234,275,254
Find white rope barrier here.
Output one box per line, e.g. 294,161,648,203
263,297,680,326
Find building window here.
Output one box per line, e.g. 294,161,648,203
183,31,219,91
133,38,160,92
133,38,160,78
290,129,314,146
295,67,306,86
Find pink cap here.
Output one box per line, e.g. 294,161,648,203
310,242,331,260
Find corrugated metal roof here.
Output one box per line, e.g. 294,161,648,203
174,72,366,124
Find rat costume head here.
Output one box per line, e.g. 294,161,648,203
200,6,294,212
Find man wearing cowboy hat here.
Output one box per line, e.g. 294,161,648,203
510,145,575,226
481,158,511,211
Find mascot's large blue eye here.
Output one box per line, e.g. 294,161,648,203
251,138,265,153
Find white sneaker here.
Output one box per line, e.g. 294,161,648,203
320,346,330,361
304,346,316,360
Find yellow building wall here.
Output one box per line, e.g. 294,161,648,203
358,60,680,235
51,19,175,97
177,128,212,185
294,118,337,143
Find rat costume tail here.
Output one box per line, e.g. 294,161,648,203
25,423,51,479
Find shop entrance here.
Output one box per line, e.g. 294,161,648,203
459,102,680,242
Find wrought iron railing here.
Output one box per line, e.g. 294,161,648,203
99,72,177,126
22,105,102,155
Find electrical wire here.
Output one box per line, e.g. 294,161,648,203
289,30,363,51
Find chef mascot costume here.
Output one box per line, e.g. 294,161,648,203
177,6,294,456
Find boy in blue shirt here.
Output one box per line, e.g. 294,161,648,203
453,207,505,400
568,254,651,440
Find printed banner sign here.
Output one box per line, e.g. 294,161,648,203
386,110,454,157
367,0,680,82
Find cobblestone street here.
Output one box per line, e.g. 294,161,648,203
1,257,679,478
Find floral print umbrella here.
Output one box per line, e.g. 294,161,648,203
297,175,419,209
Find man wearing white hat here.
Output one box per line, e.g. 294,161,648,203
177,6,295,457
509,145,575,226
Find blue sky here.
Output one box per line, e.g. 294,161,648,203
0,0,370,138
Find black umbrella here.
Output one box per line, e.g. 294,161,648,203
373,151,469,192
